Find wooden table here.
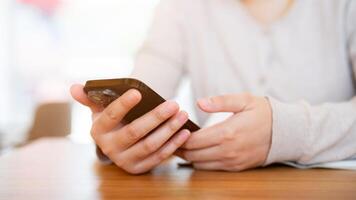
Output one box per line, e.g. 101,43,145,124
0,138,355,200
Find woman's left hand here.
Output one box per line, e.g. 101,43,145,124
178,93,273,171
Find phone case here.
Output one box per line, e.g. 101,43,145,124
84,78,200,132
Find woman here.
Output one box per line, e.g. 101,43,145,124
71,0,356,174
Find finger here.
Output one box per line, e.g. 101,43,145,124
123,110,189,160
197,93,251,113
181,145,222,162
115,100,180,149
92,89,142,135
70,84,102,113
131,129,191,174
181,125,221,150
193,161,225,171
181,120,229,150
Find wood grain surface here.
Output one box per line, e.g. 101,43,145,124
0,138,355,200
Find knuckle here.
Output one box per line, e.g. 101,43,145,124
156,150,171,161
125,125,141,141
113,155,126,168
223,150,237,160
154,109,168,122
104,107,119,121
101,145,114,156
142,139,157,153
222,127,235,142
168,120,180,132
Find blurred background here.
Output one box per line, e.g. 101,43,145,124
0,0,195,152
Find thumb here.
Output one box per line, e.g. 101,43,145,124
197,93,251,113
70,84,102,113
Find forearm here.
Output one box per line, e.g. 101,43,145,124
265,97,356,166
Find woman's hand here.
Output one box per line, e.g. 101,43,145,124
178,93,272,171
70,84,191,174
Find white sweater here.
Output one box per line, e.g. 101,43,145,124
130,0,356,168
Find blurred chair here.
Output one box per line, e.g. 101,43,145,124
26,102,71,142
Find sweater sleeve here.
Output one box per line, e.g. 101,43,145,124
130,0,186,99
264,1,356,166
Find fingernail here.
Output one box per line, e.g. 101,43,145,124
179,129,190,140
198,98,212,108
127,89,141,101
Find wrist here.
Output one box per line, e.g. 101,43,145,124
263,97,309,166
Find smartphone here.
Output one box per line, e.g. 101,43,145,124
83,78,200,132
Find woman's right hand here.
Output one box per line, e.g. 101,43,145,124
70,84,191,174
